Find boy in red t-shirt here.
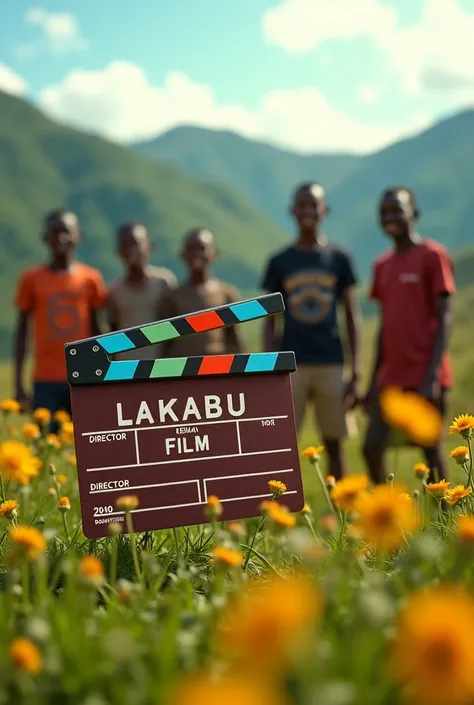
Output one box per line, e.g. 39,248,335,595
363,187,455,484
14,210,107,418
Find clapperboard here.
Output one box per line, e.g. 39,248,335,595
65,293,304,538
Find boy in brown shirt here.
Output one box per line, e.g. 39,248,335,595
160,228,244,357
107,223,177,359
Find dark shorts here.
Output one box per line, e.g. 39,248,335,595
364,387,448,451
33,382,71,432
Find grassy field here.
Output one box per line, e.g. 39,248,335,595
0,295,473,702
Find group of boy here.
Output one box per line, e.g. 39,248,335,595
13,183,455,484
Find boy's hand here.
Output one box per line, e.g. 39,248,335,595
343,377,360,411
15,385,30,411
361,386,377,415
418,378,441,402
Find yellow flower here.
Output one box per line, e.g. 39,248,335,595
450,446,470,466
67,453,76,466
380,387,443,446
10,525,47,559
60,421,74,445
216,573,322,672
22,422,40,441
108,522,123,536
426,480,450,498
399,492,413,505
227,521,245,536
326,475,336,488
391,585,474,705
7,425,18,438
46,434,61,449
446,485,472,506
1,399,20,414
0,440,40,485
0,499,19,520
169,672,286,705
259,499,296,528
321,514,338,533
457,516,474,543
346,524,363,541
57,474,68,485
413,462,430,479
300,503,312,515
302,445,325,462
58,496,71,512
54,409,70,424
330,473,369,512
116,495,139,512
357,546,371,558
266,502,297,529
10,638,42,675
79,555,105,585
449,414,474,439
353,484,419,554
206,494,222,518
268,479,287,496
212,546,243,567
259,499,274,514
33,407,51,425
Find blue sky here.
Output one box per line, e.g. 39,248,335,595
1,0,473,152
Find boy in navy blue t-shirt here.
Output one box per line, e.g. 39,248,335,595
261,183,361,479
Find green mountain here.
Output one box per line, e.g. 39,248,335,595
133,127,361,231
136,111,474,279
0,91,289,357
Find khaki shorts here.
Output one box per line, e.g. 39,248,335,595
291,364,358,440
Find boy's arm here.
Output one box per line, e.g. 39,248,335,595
90,310,102,337
261,256,280,352
224,285,244,354
419,248,455,399
363,261,383,412
90,271,108,336
364,325,383,413
14,311,30,406
106,292,119,332
342,286,361,408
157,289,178,357
13,271,34,407
339,252,361,407
418,294,452,399
263,317,276,353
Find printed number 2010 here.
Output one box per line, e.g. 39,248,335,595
93,506,114,517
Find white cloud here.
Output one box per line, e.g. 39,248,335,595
23,7,87,55
38,61,432,153
262,0,397,54
356,84,380,104
262,0,474,96
383,0,474,94
0,64,29,96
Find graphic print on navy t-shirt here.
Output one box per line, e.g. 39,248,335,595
284,268,338,324
261,245,357,364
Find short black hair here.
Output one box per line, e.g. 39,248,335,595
116,222,149,240
44,209,78,229
292,182,326,201
183,227,215,243
381,186,417,207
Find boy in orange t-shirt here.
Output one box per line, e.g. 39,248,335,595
13,210,107,418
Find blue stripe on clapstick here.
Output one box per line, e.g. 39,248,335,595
104,360,139,381
244,352,278,373
230,300,268,322
98,332,135,355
